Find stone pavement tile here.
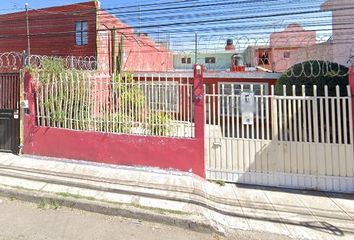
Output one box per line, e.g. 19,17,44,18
138,195,190,212
0,175,47,191
201,207,251,233
261,190,310,215
40,182,135,205
263,190,337,240
138,171,194,191
232,186,273,212
232,186,291,237
200,182,238,203
0,153,17,165
295,191,353,222
294,193,354,240
325,193,354,220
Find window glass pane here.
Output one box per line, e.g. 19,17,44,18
82,31,88,45
75,22,82,45
284,52,291,58
187,58,191,64
75,22,81,31
75,21,88,45
76,32,82,45
82,21,88,31
205,57,216,64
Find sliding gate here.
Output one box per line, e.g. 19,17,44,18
0,73,20,153
205,83,354,193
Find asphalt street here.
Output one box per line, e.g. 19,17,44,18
0,196,289,240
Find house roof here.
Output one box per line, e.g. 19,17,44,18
321,0,354,11
0,1,98,18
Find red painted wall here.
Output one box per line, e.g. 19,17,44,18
0,2,98,56
23,67,205,177
0,2,173,73
24,127,204,176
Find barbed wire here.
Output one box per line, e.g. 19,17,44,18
0,52,109,72
1,31,353,77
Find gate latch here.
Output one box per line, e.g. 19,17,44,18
13,110,19,119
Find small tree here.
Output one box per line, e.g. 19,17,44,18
275,61,349,96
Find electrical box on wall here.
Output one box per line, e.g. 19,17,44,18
21,100,29,109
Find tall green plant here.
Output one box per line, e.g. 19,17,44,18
148,112,172,136
117,35,124,75
35,59,91,130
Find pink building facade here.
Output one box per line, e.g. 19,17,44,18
97,11,173,73
321,0,354,67
270,24,317,72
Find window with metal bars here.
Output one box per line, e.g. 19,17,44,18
75,21,88,46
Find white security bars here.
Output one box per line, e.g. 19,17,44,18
205,83,354,192
34,72,194,138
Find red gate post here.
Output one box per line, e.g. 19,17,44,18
23,71,36,153
193,64,205,178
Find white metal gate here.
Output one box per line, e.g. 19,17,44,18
205,83,354,193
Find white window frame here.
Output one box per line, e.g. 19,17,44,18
75,21,88,46
181,57,191,64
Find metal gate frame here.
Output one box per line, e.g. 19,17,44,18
0,72,20,153
204,82,354,193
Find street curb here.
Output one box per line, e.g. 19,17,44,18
0,185,217,235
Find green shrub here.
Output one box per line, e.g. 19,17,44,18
112,112,133,133
275,61,349,96
148,112,172,136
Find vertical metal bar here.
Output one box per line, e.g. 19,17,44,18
292,85,298,142
324,86,330,143
347,86,353,145
336,86,342,144
307,91,312,143
313,85,319,143
144,74,147,135
319,87,325,143
221,84,225,138
261,85,265,140
278,88,283,142
343,92,348,145
241,84,245,139
282,85,287,141
302,85,307,142
93,73,97,132
231,84,235,139
266,94,270,140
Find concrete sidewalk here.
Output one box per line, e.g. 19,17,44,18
0,153,353,240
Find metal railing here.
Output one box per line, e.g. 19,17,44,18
34,72,195,138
